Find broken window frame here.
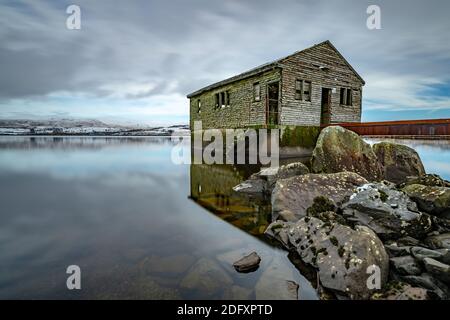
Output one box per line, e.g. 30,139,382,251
215,93,220,109
295,79,303,100
295,79,311,102
253,82,261,102
340,87,353,106
303,80,311,102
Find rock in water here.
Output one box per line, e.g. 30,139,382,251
265,217,389,299
402,184,450,219
271,172,368,222
232,252,261,273
373,142,426,184
311,126,382,181
342,182,432,240
233,162,309,195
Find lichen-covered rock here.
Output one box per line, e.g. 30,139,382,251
373,142,426,184
342,182,432,240
271,172,368,222
402,174,450,188
402,273,449,300
233,162,309,195
311,126,382,181
402,184,450,219
265,217,389,299
371,282,429,300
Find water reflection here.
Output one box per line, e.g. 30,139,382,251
189,164,272,237
0,136,316,300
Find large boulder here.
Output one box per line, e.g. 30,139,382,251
271,172,368,222
402,184,450,219
265,217,389,299
233,162,309,195
342,182,432,240
373,142,426,184
311,126,382,181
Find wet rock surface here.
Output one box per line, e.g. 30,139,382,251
342,182,432,240
373,141,426,184
232,252,261,273
311,126,382,181
271,172,367,222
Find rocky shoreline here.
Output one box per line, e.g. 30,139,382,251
233,126,450,300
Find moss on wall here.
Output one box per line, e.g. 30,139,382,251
280,126,320,148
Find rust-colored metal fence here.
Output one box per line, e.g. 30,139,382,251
323,118,450,139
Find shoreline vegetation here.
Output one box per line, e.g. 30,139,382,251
234,125,450,300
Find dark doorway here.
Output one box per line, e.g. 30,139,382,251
321,88,331,125
267,82,279,125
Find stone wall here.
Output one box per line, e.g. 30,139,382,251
189,69,281,129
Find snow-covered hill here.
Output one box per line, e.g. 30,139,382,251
0,119,190,136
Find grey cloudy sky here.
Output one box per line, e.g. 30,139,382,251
0,0,449,125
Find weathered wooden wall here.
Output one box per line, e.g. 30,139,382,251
280,41,363,125
189,41,364,129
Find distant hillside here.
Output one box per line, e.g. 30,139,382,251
0,119,190,136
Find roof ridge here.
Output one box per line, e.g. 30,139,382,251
187,40,364,98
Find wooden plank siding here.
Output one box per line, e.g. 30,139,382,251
188,41,365,129
279,41,364,125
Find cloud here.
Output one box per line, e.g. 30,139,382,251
0,0,449,124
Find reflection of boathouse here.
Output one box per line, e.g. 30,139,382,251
189,164,271,236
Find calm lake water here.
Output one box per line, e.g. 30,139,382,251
0,136,448,299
